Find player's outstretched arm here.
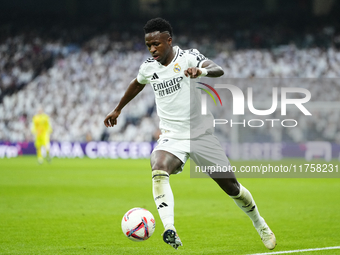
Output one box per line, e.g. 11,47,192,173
184,60,224,78
104,78,145,127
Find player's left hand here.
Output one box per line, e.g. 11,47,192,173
184,67,201,78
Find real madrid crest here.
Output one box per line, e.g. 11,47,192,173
174,63,181,73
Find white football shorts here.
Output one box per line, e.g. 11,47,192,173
152,132,230,174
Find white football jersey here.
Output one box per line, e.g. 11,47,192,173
137,46,214,139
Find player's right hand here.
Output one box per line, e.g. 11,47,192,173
104,109,121,127
184,67,201,78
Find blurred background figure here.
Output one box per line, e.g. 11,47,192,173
31,107,52,163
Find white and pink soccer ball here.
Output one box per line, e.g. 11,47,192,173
121,208,156,241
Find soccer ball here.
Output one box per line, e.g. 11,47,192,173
121,208,156,241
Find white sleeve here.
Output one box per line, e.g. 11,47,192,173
136,65,148,84
186,49,208,68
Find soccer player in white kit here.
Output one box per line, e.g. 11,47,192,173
104,18,276,250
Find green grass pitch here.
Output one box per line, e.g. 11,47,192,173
1,157,340,255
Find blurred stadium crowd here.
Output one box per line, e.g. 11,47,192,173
1,22,340,143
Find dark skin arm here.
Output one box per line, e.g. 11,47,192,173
184,60,224,78
104,78,145,127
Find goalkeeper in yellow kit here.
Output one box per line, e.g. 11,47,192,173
31,108,52,163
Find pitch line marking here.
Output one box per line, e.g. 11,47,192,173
248,246,340,255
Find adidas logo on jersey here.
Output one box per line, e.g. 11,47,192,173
151,73,159,80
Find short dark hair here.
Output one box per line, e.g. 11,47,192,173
143,18,173,37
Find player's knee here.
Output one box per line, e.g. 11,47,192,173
150,150,182,174
150,160,169,172
214,178,240,196
150,151,169,172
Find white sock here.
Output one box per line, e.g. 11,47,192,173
152,170,176,231
230,184,265,228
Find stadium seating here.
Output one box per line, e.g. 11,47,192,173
1,24,340,143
